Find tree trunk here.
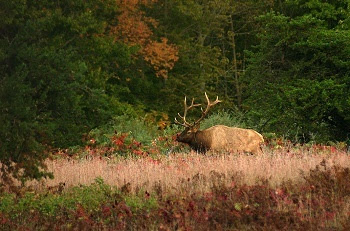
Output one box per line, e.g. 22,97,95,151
230,15,241,109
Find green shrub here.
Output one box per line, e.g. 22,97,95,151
0,193,15,214
63,178,113,213
124,191,158,212
89,115,158,146
200,110,247,129
85,115,186,157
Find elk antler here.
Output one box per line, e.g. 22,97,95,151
193,92,222,126
174,96,201,128
175,92,221,128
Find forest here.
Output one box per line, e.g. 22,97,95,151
0,0,350,229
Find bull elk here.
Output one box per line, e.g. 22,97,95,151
175,93,264,154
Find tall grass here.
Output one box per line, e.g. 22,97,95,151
30,146,350,194
2,139,350,230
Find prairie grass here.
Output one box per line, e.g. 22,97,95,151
2,145,350,230
31,145,350,194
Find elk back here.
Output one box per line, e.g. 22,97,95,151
194,125,264,154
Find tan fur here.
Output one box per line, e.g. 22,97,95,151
175,93,264,154
177,125,264,154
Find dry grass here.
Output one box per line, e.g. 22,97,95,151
29,146,350,194
2,146,350,230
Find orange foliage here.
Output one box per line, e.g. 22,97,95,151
112,0,178,78
112,5,155,46
116,0,158,8
143,38,179,78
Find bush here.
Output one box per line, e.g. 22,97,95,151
200,110,248,129
82,116,182,157
89,115,158,147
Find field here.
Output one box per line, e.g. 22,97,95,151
37,145,350,192
1,143,350,230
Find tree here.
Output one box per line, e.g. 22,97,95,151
147,0,274,117
146,0,233,116
0,0,135,184
111,0,179,79
244,3,350,141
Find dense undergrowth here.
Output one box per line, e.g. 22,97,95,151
66,112,248,158
1,162,350,230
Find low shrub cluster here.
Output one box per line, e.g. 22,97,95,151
58,115,182,159
61,112,349,160
55,111,272,159
1,162,350,230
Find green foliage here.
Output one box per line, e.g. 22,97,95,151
244,7,350,142
0,193,15,214
89,115,158,146
0,191,64,218
123,191,158,212
200,110,248,130
0,0,136,182
146,0,231,114
284,0,350,29
0,177,160,229
0,178,111,219
85,115,181,157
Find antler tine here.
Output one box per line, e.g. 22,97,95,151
175,96,201,128
194,92,222,126
205,92,222,106
174,117,186,126
188,98,201,110
204,92,210,104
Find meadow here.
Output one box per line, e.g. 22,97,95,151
37,145,350,193
1,141,350,230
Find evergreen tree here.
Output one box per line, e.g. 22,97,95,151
244,1,350,141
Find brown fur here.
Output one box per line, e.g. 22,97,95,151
176,125,264,154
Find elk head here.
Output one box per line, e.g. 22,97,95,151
175,92,221,146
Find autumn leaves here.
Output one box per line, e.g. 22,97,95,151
113,0,179,79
